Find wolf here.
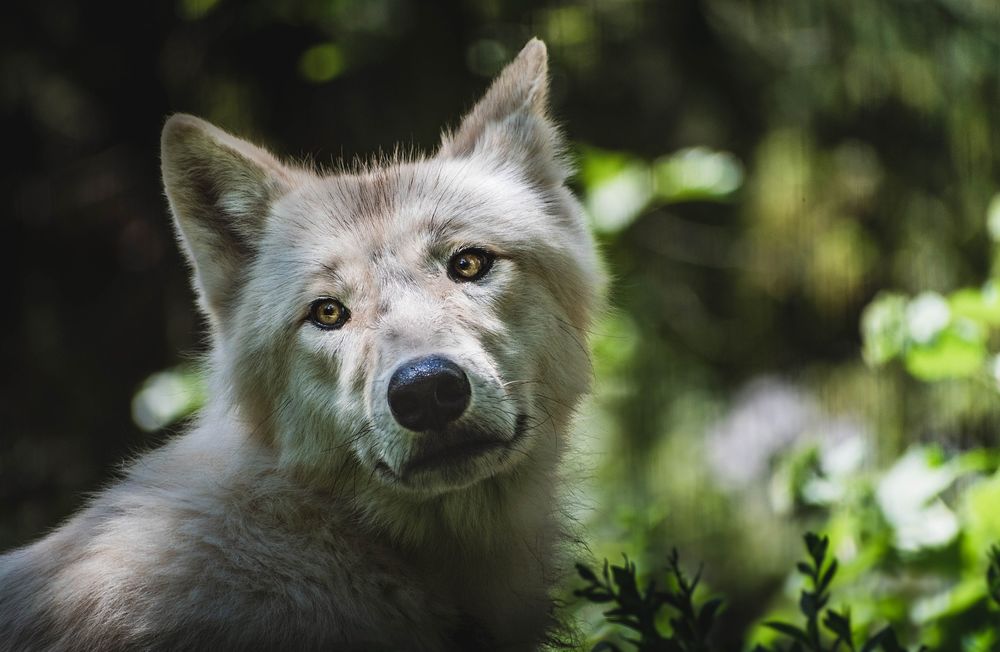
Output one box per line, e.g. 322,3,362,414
0,39,602,651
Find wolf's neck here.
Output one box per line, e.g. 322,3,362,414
179,397,568,641
357,432,566,634
204,390,567,574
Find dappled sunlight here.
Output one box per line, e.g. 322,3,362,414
131,367,204,433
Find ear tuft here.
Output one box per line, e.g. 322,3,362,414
161,114,297,328
439,38,568,186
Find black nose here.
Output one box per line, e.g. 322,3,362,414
387,355,471,431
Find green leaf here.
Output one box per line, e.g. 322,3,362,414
860,627,903,652
861,292,908,365
576,562,598,583
988,544,1000,605
823,610,853,645
804,533,829,566
820,559,839,592
697,597,724,632
651,146,744,202
950,285,1000,326
904,327,986,380
799,591,819,618
765,621,811,645
575,588,614,603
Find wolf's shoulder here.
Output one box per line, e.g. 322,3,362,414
0,433,461,651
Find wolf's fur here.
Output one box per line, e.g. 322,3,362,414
0,39,602,651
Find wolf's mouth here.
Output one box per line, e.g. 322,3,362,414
377,414,528,482
403,437,507,475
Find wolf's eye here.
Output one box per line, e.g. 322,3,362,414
308,298,350,330
448,248,495,282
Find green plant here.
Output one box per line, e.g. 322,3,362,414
576,533,944,651
575,549,721,652
753,534,923,652
988,545,1000,607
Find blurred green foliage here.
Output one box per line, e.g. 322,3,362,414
6,0,1000,648
578,533,944,651
575,550,721,651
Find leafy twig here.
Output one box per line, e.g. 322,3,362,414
575,550,721,651
988,544,1000,607
577,532,936,652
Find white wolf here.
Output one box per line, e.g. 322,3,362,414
0,39,602,651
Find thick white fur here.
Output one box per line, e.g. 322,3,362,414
0,39,602,651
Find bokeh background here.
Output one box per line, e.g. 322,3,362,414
4,0,1000,647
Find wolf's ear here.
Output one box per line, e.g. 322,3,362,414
161,114,297,326
439,38,567,186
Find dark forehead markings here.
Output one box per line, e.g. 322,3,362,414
358,166,408,219
369,246,391,265
318,261,344,286
324,171,390,225
322,177,359,229
369,241,423,281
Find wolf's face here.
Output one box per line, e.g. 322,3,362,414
162,40,600,496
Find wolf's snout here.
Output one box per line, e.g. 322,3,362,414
387,355,471,431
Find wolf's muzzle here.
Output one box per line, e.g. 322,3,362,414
387,355,471,431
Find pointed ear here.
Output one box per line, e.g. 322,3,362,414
161,114,297,326
439,38,568,186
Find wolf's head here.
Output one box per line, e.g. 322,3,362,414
161,40,601,502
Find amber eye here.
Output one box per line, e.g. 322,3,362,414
448,248,495,282
308,298,350,330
